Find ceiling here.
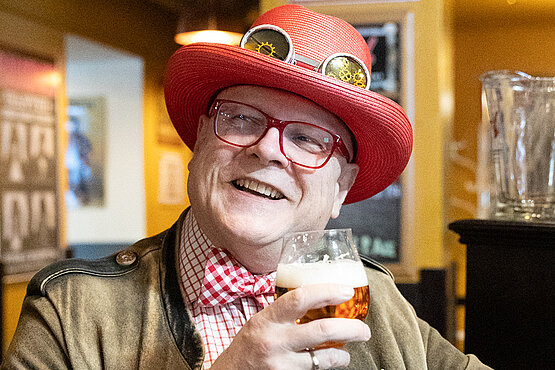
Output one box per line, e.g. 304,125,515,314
451,0,555,25
147,0,555,30
148,0,260,33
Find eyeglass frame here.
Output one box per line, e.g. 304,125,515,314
240,24,371,90
208,99,353,169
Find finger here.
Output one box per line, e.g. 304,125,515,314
268,284,354,322
304,347,351,370
289,318,371,351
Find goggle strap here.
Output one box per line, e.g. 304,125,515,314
294,54,320,69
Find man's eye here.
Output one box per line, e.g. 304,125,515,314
293,135,313,143
232,114,250,121
231,114,266,128
221,112,251,124
292,135,324,150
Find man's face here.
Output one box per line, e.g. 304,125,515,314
187,85,359,273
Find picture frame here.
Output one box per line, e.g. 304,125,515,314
357,22,401,99
0,47,62,275
328,180,403,265
328,22,403,267
66,96,107,209
321,9,416,281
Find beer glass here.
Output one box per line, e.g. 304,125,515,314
275,229,369,324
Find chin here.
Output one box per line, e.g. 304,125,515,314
224,214,286,244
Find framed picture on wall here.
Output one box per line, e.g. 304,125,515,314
66,97,107,209
357,22,401,99
0,47,62,275
328,22,404,265
328,181,403,265
325,11,415,280
329,21,404,264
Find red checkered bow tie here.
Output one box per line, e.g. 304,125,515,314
199,248,275,308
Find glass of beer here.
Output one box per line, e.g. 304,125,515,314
275,229,370,325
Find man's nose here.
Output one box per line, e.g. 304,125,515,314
244,127,290,168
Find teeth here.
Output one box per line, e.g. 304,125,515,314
234,179,284,199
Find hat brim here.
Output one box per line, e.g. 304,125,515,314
164,43,413,204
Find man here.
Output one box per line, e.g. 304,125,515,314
3,4,490,370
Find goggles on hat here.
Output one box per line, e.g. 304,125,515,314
240,24,370,90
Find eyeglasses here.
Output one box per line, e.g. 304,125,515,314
210,99,352,169
240,24,370,90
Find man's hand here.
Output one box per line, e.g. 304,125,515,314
210,284,371,370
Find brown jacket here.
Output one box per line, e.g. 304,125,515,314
2,211,490,369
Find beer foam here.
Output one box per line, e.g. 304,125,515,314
275,260,368,288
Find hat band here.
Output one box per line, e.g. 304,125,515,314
240,24,370,90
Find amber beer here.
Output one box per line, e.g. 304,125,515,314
275,260,370,323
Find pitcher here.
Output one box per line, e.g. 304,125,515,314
480,70,555,222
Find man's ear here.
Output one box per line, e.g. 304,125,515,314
331,163,359,219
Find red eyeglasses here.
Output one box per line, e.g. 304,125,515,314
210,99,352,169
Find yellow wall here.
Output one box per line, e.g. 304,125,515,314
446,1,555,347
2,281,27,352
143,73,192,237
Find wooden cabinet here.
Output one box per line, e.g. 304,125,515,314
449,219,555,369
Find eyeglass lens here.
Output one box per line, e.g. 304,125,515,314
214,101,337,168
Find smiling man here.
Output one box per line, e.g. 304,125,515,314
187,85,359,275
3,4,490,370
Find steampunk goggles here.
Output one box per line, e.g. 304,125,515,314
240,24,370,90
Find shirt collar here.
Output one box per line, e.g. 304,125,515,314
178,210,277,305
178,210,213,303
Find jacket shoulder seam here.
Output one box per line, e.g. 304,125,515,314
29,230,168,296
360,255,394,280
37,265,139,295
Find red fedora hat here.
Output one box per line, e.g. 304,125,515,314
164,4,412,204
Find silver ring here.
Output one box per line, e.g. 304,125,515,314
308,350,320,370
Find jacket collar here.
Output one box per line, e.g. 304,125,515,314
159,208,205,369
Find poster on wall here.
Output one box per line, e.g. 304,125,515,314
0,48,62,275
158,151,186,205
357,22,400,99
327,181,402,264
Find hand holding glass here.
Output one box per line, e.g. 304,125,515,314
275,229,369,324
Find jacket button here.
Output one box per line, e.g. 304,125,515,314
116,250,137,266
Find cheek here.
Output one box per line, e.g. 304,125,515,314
187,143,223,204
297,167,341,215
186,154,206,207
193,129,210,152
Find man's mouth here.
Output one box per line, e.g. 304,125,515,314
232,179,285,200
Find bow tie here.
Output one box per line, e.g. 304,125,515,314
198,248,275,308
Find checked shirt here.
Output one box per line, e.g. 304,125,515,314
178,211,276,369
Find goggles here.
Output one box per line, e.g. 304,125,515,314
240,24,370,90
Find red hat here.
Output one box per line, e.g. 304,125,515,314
164,4,412,204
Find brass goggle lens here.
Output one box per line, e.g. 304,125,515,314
241,28,293,62
240,25,370,90
322,55,368,89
